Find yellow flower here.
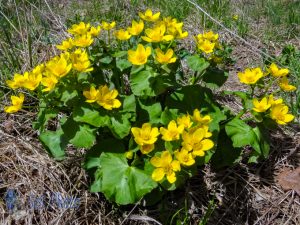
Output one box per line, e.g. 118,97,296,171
165,19,188,39
127,20,144,36
195,31,218,42
160,120,184,141
83,86,99,103
197,39,215,54
56,38,73,51
4,93,25,113
268,63,289,77
68,22,91,35
177,114,193,129
22,71,42,91
88,25,101,37
139,9,160,22
115,29,131,41
131,123,160,146
125,151,133,159
268,95,283,106
97,85,121,110
140,144,155,154
46,53,72,78
41,72,59,92
237,67,263,85
233,15,239,20
6,73,27,89
70,49,93,72
252,97,271,113
128,44,151,65
279,77,296,92
150,151,181,183
155,48,176,64
270,103,294,125
101,21,116,30
73,34,94,47
142,24,174,43
192,109,212,127
174,149,195,166
181,128,214,156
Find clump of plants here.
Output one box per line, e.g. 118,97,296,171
4,9,296,205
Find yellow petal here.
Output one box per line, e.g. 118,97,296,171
152,168,165,182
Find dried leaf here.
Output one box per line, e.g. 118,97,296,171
277,167,300,195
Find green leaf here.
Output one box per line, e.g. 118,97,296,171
161,108,179,125
39,129,67,160
112,51,127,58
186,55,210,72
95,153,157,204
73,104,110,127
252,126,270,158
138,99,162,124
100,56,113,64
211,129,242,169
116,58,132,71
130,70,156,96
109,113,132,139
120,94,136,114
130,70,174,97
225,118,259,150
32,101,58,132
60,88,79,106
202,67,229,89
84,139,125,170
62,117,97,148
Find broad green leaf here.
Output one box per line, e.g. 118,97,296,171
202,68,229,89
96,153,157,204
68,124,96,148
60,88,79,106
130,70,156,96
130,70,174,97
112,51,127,58
62,117,97,148
100,56,113,64
109,113,132,139
211,129,242,169
39,129,67,160
73,104,110,127
84,139,125,170
186,55,210,73
32,101,58,132
225,118,259,150
138,99,162,124
120,94,136,114
161,108,179,125
116,58,132,71
252,126,270,158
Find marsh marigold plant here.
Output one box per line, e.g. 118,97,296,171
3,9,297,206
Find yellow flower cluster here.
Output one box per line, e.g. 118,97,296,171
252,95,294,125
83,85,121,110
195,31,219,54
130,109,214,184
237,63,296,91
